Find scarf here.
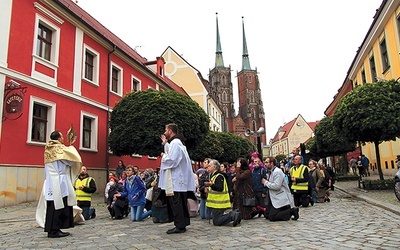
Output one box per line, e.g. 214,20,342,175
127,176,134,186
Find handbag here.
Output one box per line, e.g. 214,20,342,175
146,187,153,201
242,182,256,207
242,197,256,207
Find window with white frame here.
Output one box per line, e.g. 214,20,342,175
132,76,141,92
33,16,60,65
36,23,52,61
110,63,123,96
32,11,62,83
379,37,390,71
27,97,56,145
361,69,366,84
83,45,99,85
369,55,377,82
80,112,98,151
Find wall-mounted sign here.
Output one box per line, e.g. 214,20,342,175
3,80,27,121
5,93,23,114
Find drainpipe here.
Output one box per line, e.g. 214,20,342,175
106,45,116,182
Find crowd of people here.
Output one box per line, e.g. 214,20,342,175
38,125,337,238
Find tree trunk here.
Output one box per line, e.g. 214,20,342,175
374,141,384,180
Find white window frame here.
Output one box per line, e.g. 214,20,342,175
110,62,123,96
80,111,98,152
131,75,142,92
27,96,56,146
83,44,100,86
31,13,61,85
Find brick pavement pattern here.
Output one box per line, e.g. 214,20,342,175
0,179,400,249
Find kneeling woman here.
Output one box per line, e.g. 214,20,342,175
114,166,151,221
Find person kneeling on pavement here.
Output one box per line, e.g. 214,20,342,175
74,166,97,220
261,157,299,221
205,159,241,227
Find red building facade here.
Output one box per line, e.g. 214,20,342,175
0,0,185,206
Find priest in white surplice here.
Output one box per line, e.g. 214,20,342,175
159,123,195,234
37,130,82,238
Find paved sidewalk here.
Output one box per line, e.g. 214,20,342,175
0,176,399,223
0,176,400,249
334,175,400,215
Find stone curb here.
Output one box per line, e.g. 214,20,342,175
335,183,400,216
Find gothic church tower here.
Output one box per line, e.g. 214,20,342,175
237,17,266,145
209,13,235,132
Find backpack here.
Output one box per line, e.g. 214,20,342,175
321,170,331,187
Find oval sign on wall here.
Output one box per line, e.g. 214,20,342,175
5,92,23,114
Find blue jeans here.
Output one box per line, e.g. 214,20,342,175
131,204,152,221
81,206,95,220
311,188,317,203
199,198,211,219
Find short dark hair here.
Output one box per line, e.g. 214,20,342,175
50,131,61,140
166,123,178,134
266,156,277,166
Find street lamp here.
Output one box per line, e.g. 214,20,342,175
245,127,265,158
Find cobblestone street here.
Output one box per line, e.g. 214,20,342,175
0,180,400,249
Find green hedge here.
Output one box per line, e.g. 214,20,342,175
360,179,394,190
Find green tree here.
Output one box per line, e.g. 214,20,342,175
312,116,356,158
215,132,255,163
334,80,400,180
275,154,287,163
109,90,210,157
189,131,223,161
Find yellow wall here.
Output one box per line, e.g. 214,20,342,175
350,2,400,175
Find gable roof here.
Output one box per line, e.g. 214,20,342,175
271,118,296,143
54,0,183,92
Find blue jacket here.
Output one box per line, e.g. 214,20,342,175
120,175,146,206
361,156,370,168
252,165,268,194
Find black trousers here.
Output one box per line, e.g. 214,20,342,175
44,196,74,233
293,191,309,207
264,195,291,221
209,208,232,226
167,191,190,229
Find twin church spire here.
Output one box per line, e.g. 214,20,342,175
214,13,252,70
215,13,224,67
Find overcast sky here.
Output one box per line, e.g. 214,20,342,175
77,0,382,142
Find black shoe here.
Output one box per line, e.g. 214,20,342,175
310,199,314,206
166,227,186,234
48,230,70,238
291,207,299,221
91,209,96,219
232,212,241,227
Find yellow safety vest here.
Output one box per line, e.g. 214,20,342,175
206,173,231,209
74,177,94,201
290,165,309,191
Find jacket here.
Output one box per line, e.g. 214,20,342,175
252,165,267,194
206,172,231,209
120,175,146,206
265,167,294,209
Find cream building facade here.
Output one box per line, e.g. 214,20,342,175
325,0,400,175
270,114,316,157
162,46,223,131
